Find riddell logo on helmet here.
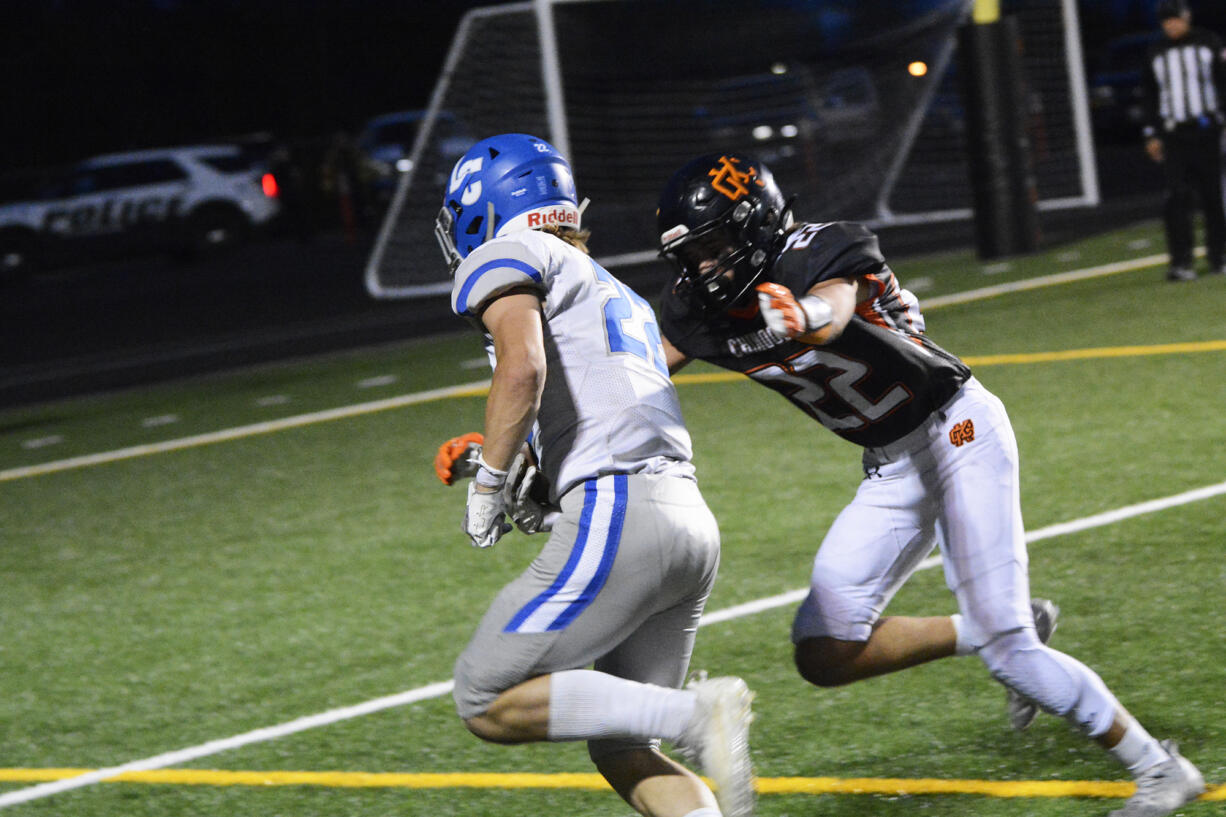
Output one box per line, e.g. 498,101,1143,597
708,155,765,201
527,208,579,228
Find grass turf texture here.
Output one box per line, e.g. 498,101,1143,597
1,219,1223,816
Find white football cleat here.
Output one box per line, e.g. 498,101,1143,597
1107,740,1205,817
676,674,756,817
1007,598,1060,731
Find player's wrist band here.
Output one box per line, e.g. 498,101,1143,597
475,454,508,489
797,295,834,332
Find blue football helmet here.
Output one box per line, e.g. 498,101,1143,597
434,133,582,273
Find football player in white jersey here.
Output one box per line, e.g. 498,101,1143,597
651,152,1205,817
432,134,754,817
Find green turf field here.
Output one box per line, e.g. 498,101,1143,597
1,219,1223,816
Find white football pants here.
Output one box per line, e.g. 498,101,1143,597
792,377,1118,736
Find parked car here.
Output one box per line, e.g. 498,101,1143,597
694,69,823,168
0,144,281,284
694,66,882,166
355,109,471,204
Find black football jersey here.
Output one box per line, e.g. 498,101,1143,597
660,221,971,448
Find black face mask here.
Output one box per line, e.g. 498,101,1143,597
664,220,772,314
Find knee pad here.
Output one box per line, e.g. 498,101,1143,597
978,631,1116,736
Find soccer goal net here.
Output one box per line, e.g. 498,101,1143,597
367,0,1097,298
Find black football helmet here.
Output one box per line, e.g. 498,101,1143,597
656,153,792,312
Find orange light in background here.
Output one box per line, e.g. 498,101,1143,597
261,173,279,198
908,61,929,77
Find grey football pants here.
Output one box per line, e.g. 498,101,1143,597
453,472,720,727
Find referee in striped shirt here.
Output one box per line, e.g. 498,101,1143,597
1142,0,1226,281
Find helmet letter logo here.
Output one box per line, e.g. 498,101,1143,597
708,155,761,201
449,157,484,206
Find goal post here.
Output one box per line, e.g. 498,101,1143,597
364,1,547,299
366,0,1099,299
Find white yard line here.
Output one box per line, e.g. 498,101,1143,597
921,252,1169,309
0,683,455,808
0,380,491,483
2,480,1223,809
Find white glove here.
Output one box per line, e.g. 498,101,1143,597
463,481,512,548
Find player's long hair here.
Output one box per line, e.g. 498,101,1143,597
540,225,592,255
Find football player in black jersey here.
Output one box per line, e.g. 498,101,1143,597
655,153,1204,817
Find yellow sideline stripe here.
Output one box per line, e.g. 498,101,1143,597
0,768,1221,800
962,339,1226,366
670,339,1226,385
3,340,1225,484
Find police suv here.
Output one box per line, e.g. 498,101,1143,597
0,144,281,283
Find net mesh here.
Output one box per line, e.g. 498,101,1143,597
368,0,1092,297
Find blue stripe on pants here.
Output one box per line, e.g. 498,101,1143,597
502,475,626,633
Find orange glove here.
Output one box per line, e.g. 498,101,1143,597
755,282,834,339
755,282,807,336
434,432,484,485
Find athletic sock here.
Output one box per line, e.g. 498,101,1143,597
680,808,722,817
1109,717,1171,775
950,614,977,656
546,669,696,742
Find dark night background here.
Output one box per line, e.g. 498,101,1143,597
0,0,504,175
2,0,1224,407
4,0,1223,175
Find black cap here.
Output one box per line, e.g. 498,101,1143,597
1157,0,1189,20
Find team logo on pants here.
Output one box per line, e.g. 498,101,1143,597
948,419,975,447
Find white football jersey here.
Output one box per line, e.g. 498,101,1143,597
451,230,695,500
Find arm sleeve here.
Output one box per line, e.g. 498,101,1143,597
451,238,547,318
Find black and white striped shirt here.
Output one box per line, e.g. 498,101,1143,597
1142,27,1226,138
